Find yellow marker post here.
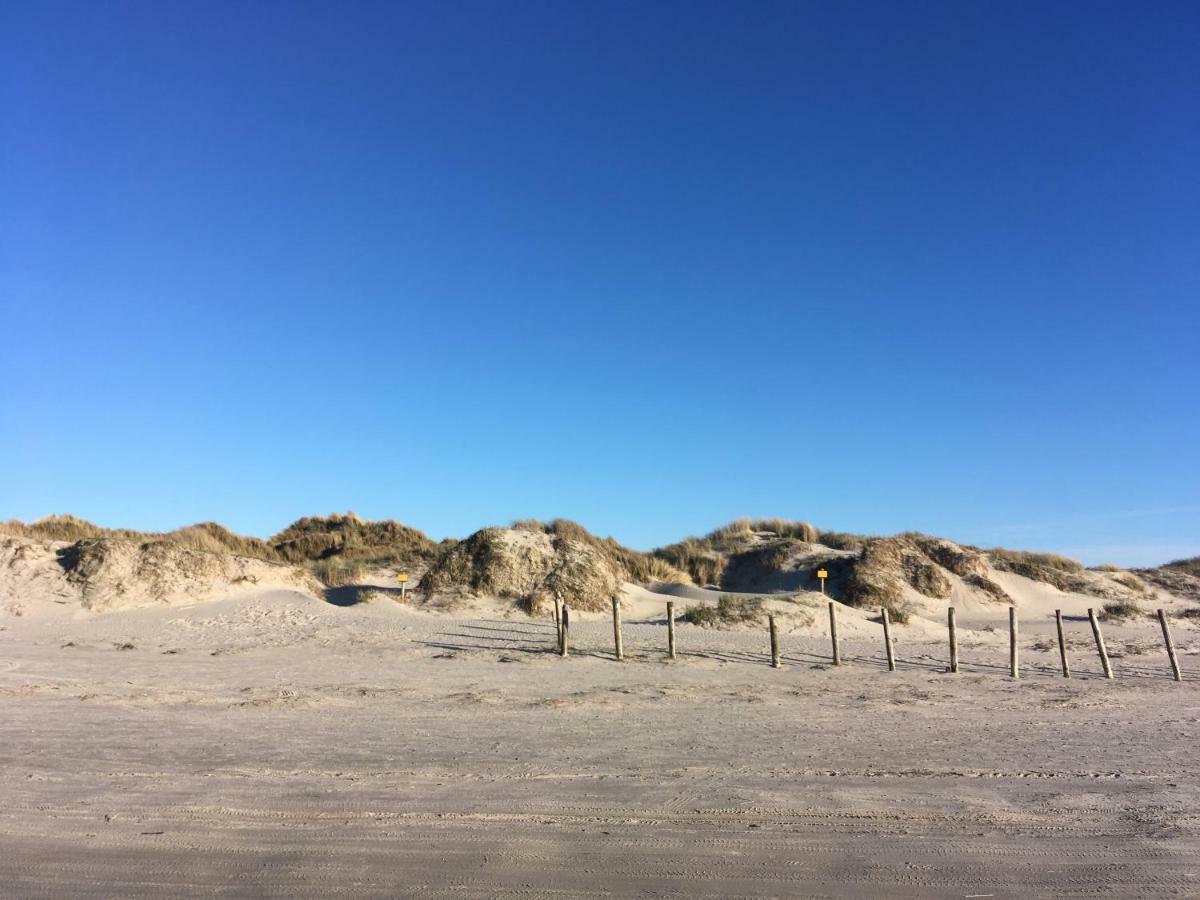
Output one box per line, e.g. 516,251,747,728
397,571,409,601
817,568,828,596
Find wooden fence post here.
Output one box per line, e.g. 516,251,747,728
1158,609,1182,682
1055,609,1070,678
666,601,676,660
611,596,623,661
948,607,959,673
1009,606,1019,680
560,604,570,657
881,607,896,672
1088,608,1113,679
828,601,841,665
769,615,782,669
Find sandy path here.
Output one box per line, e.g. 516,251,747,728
1,591,1198,897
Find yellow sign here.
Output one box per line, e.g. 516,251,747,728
397,572,410,583
817,569,828,580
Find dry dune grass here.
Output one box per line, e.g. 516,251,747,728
421,525,621,611
1113,572,1148,594
0,514,140,544
270,513,436,565
311,558,368,587
1,513,437,588
1161,555,1200,577
652,518,823,587
709,518,819,546
0,516,283,562
421,520,688,611
652,539,726,587
680,594,765,627
1098,597,1144,621
841,537,954,614
165,522,281,560
986,547,1085,590
511,519,689,585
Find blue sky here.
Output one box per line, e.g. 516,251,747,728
2,1,1198,565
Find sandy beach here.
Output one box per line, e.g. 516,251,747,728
2,581,1197,898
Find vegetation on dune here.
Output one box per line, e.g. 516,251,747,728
311,557,368,587
652,538,726,587
680,595,765,627
0,516,285,564
816,531,869,552
1113,572,1147,594
421,519,690,612
165,522,281,560
1,513,436,588
1136,564,1200,604
705,518,819,548
988,548,1084,574
652,518,825,587
1160,556,1200,577
270,512,436,566
421,524,622,611
8,512,1196,614
505,519,690,586
1098,598,1143,622
0,515,139,544
842,537,953,614
986,547,1085,591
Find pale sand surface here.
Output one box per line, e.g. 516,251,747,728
2,588,1198,898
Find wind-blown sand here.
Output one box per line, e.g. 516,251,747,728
1,576,1198,897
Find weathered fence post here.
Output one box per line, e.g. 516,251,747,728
1158,609,1182,682
1088,608,1113,679
769,615,782,669
828,601,841,665
560,604,570,657
948,607,959,673
1055,609,1070,678
553,595,561,634
666,601,676,660
881,607,896,672
611,596,623,661
1009,606,1019,680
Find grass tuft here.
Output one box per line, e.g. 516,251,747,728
680,595,765,627
311,558,367,587
1098,598,1142,621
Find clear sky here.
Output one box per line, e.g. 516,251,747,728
2,1,1198,565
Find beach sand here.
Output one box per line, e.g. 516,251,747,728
1,577,1198,898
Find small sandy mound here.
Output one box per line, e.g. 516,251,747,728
0,536,319,613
